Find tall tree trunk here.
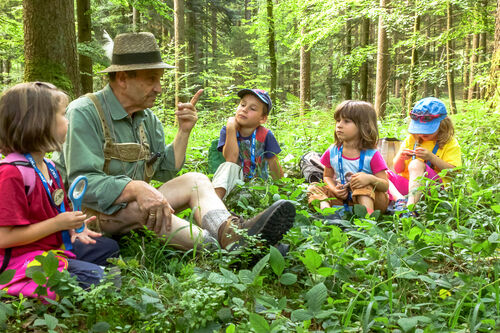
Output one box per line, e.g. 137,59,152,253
267,0,277,105
342,19,353,100
422,19,431,96
211,1,217,64
174,0,185,107
327,40,334,108
463,34,471,101
468,33,480,100
244,0,251,21
479,32,488,99
132,7,141,31
486,0,499,110
0,60,3,85
374,0,389,118
24,0,80,97
186,0,198,87
446,1,457,113
77,0,93,94
300,27,311,115
360,17,370,102
407,14,420,114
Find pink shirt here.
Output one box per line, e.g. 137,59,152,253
320,149,388,175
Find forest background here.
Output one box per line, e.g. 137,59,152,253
0,0,499,332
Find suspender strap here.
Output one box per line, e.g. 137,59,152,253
85,93,154,182
86,93,114,174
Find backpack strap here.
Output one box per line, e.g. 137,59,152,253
0,153,35,196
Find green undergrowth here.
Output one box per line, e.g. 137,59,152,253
1,101,499,332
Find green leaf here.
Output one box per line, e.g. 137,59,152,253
353,204,367,218
305,283,327,313
317,267,335,277
491,205,500,214
252,253,270,277
238,270,255,284
397,317,418,332
220,267,239,283
291,309,313,321
91,321,110,332
0,269,15,285
279,273,297,285
208,272,233,285
42,252,59,275
141,294,160,304
225,323,236,333
31,271,47,286
249,313,270,333
269,246,285,276
300,249,322,274
488,232,499,243
44,313,58,330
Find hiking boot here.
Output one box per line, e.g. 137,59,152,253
218,200,296,250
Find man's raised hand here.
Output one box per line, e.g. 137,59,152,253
176,89,204,133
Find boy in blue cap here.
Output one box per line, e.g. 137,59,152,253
213,89,283,199
388,97,462,213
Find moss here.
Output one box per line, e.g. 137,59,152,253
24,59,75,98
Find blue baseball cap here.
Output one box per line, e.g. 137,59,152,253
408,97,448,135
237,89,273,114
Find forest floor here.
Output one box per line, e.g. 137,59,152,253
2,98,499,332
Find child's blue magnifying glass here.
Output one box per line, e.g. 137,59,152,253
68,175,88,233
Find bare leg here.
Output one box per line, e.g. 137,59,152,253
407,159,426,206
388,181,404,201
157,172,227,224
356,195,375,214
214,187,226,200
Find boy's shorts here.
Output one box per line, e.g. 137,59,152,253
212,162,244,200
307,182,389,212
387,165,442,197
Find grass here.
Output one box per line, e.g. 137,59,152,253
1,99,499,332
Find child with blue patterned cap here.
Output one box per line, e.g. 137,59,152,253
213,89,283,200
388,97,462,214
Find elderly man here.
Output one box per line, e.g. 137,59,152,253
53,32,294,250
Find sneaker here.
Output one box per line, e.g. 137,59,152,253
218,200,296,249
387,198,407,214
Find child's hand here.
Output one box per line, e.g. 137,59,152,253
70,216,101,245
55,211,91,231
401,148,416,160
226,117,240,131
333,183,349,200
414,147,434,161
350,172,371,189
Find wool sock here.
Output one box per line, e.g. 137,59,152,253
201,209,232,240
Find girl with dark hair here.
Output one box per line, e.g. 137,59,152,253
308,100,390,215
0,82,119,300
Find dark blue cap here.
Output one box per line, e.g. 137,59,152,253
237,89,272,114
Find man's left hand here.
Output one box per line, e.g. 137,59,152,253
176,89,204,133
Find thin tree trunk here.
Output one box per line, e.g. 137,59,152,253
407,14,420,114
463,35,470,101
77,0,93,94
486,0,499,110
211,1,217,64
374,0,389,118
343,19,353,100
186,0,198,87
479,32,487,99
300,27,311,115
23,0,80,97
132,7,140,31
267,0,277,105
468,33,480,100
327,40,334,108
446,1,457,113
360,17,370,102
174,0,185,107
244,0,251,21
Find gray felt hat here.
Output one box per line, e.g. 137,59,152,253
100,32,174,73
